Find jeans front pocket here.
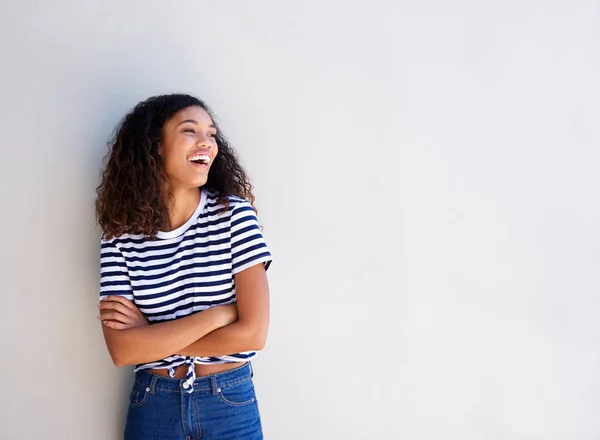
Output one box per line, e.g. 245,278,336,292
128,380,150,408
218,379,256,407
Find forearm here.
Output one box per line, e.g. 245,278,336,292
177,320,267,357
103,310,221,366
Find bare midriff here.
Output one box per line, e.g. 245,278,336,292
149,361,245,378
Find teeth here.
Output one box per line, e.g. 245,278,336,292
188,154,210,164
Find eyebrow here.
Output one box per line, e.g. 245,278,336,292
177,119,216,129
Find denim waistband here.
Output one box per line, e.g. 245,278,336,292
134,362,253,395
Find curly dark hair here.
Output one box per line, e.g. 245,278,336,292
96,93,255,239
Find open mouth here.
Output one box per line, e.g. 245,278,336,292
187,154,211,167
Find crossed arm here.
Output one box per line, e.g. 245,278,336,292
99,264,270,366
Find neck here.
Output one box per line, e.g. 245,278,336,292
166,186,201,231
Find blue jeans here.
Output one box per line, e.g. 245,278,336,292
124,362,263,440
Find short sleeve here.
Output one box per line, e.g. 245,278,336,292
230,201,273,275
99,240,134,301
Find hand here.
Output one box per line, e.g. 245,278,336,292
99,296,149,330
208,303,238,328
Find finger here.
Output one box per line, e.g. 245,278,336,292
99,301,137,318
102,296,137,311
98,311,135,324
102,320,129,330
99,309,133,321
99,304,137,323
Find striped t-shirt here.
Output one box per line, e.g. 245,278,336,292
99,189,272,390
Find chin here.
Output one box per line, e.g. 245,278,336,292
191,178,209,188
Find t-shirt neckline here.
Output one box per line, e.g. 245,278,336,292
156,189,207,239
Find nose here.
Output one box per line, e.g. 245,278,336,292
196,135,213,148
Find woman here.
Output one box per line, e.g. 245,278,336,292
96,94,272,440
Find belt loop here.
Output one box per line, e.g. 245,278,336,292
249,362,254,378
210,375,219,395
149,374,159,394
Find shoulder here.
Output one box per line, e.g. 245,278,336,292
100,234,118,249
203,190,254,215
100,232,145,250
228,195,253,212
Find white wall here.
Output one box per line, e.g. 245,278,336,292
1,1,599,439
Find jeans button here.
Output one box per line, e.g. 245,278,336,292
183,382,190,389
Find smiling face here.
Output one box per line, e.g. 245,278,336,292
160,106,219,191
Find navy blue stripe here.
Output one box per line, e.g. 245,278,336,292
198,210,232,224
123,247,230,264
138,285,233,308
101,270,129,279
132,268,232,292
100,279,131,288
231,210,257,228
205,201,233,212
232,242,269,262
129,263,231,282
128,254,232,274
205,195,244,208
101,260,127,269
136,283,233,303
228,353,255,359
234,251,272,271
100,251,124,259
231,201,254,212
143,296,234,318
231,229,262,247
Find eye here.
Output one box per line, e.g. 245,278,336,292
209,133,217,138
183,128,196,134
